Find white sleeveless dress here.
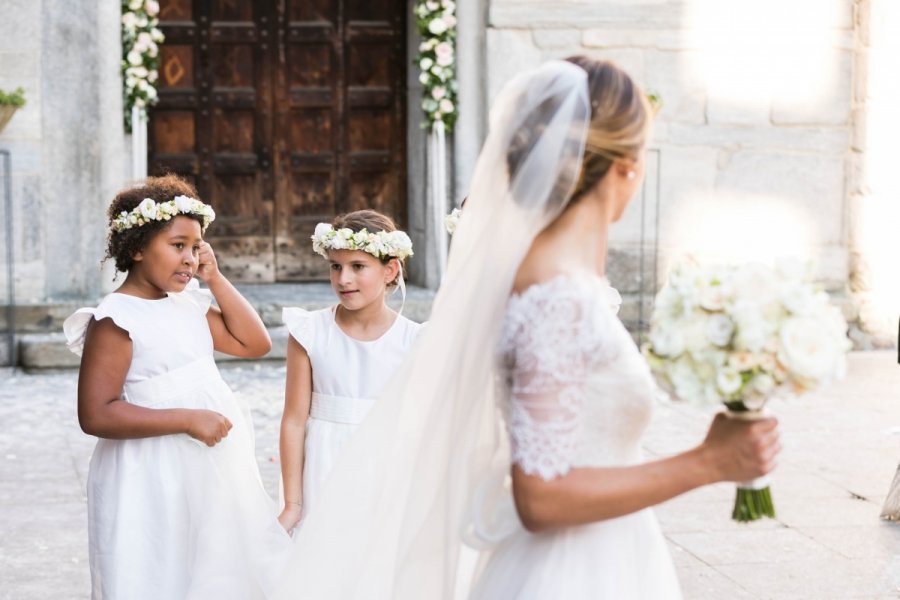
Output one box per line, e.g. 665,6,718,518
470,274,682,599
64,280,290,600
282,306,422,520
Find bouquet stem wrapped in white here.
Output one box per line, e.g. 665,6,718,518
644,259,851,522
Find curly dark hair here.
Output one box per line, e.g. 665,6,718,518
330,209,406,288
104,175,208,273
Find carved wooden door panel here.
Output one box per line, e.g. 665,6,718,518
150,0,406,282
274,0,407,280
151,0,276,282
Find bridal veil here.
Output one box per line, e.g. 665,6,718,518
273,60,591,600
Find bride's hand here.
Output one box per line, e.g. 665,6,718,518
278,503,303,534
700,412,781,483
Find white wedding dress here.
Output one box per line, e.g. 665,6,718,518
281,306,423,520
64,280,291,599
470,273,682,599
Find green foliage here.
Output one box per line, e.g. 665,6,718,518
0,87,26,108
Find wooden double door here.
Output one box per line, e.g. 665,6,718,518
149,0,407,281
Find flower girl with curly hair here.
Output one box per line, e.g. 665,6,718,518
277,209,422,534
64,175,290,599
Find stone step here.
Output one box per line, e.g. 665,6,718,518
10,282,436,369
2,282,434,333
14,291,658,370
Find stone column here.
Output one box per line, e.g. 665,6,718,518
849,0,900,345
42,0,124,300
453,0,488,202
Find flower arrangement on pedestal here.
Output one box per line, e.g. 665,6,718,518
121,0,164,132
644,259,851,521
414,0,458,132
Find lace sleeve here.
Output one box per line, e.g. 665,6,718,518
501,277,620,481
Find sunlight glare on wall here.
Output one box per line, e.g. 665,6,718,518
683,0,843,109
667,193,813,266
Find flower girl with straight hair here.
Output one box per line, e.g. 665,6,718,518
64,175,290,600
277,209,423,534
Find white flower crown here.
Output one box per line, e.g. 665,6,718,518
311,223,414,261
111,195,216,233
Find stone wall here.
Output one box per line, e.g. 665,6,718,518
479,0,871,335
0,0,45,304
0,0,124,308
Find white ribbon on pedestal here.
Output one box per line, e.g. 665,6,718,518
427,119,449,281
131,105,148,180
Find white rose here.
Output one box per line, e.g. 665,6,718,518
419,72,429,85
750,373,776,395
129,0,143,10
668,358,706,405
681,315,710,353
443,14,457,28
699,282,729,311
442,0,456,10
391,232,413,257
705,313,734,347
148,70,158,82
716,367,742,396
173,195,194,213
778,316,846,384
431,86,446,100
127,50,143,66
314,223,332,238
144,0,160,16
419,57,434,71
435,42,453,59
444,208,461,234
151,28,165,42
728,351,757,371
649,326,685,358
428,18,448,34
137,32,153,46
146,86,158,100
426,0,440,10
122,12,138,28
439,99,454,114
138,198,158,220
352,230,369,247
436,52,453,67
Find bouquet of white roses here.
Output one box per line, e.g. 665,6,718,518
644,259,851,521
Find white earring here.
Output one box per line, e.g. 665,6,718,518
626,170,636,180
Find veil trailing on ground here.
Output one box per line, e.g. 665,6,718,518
273,61,591,600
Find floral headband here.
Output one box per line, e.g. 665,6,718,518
311,223,414,261
112,195,216,233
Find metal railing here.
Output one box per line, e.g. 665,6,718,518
0,149,14,366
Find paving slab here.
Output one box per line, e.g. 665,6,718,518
0,351,899,599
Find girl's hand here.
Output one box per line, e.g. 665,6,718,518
701,412,781,483
277,503,303,534
195,241,221,283
186,409,233,446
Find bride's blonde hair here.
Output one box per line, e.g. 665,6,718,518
565,56,653,202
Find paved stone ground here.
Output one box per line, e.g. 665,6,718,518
1,352,900,599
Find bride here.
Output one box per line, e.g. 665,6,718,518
273,57,780,599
